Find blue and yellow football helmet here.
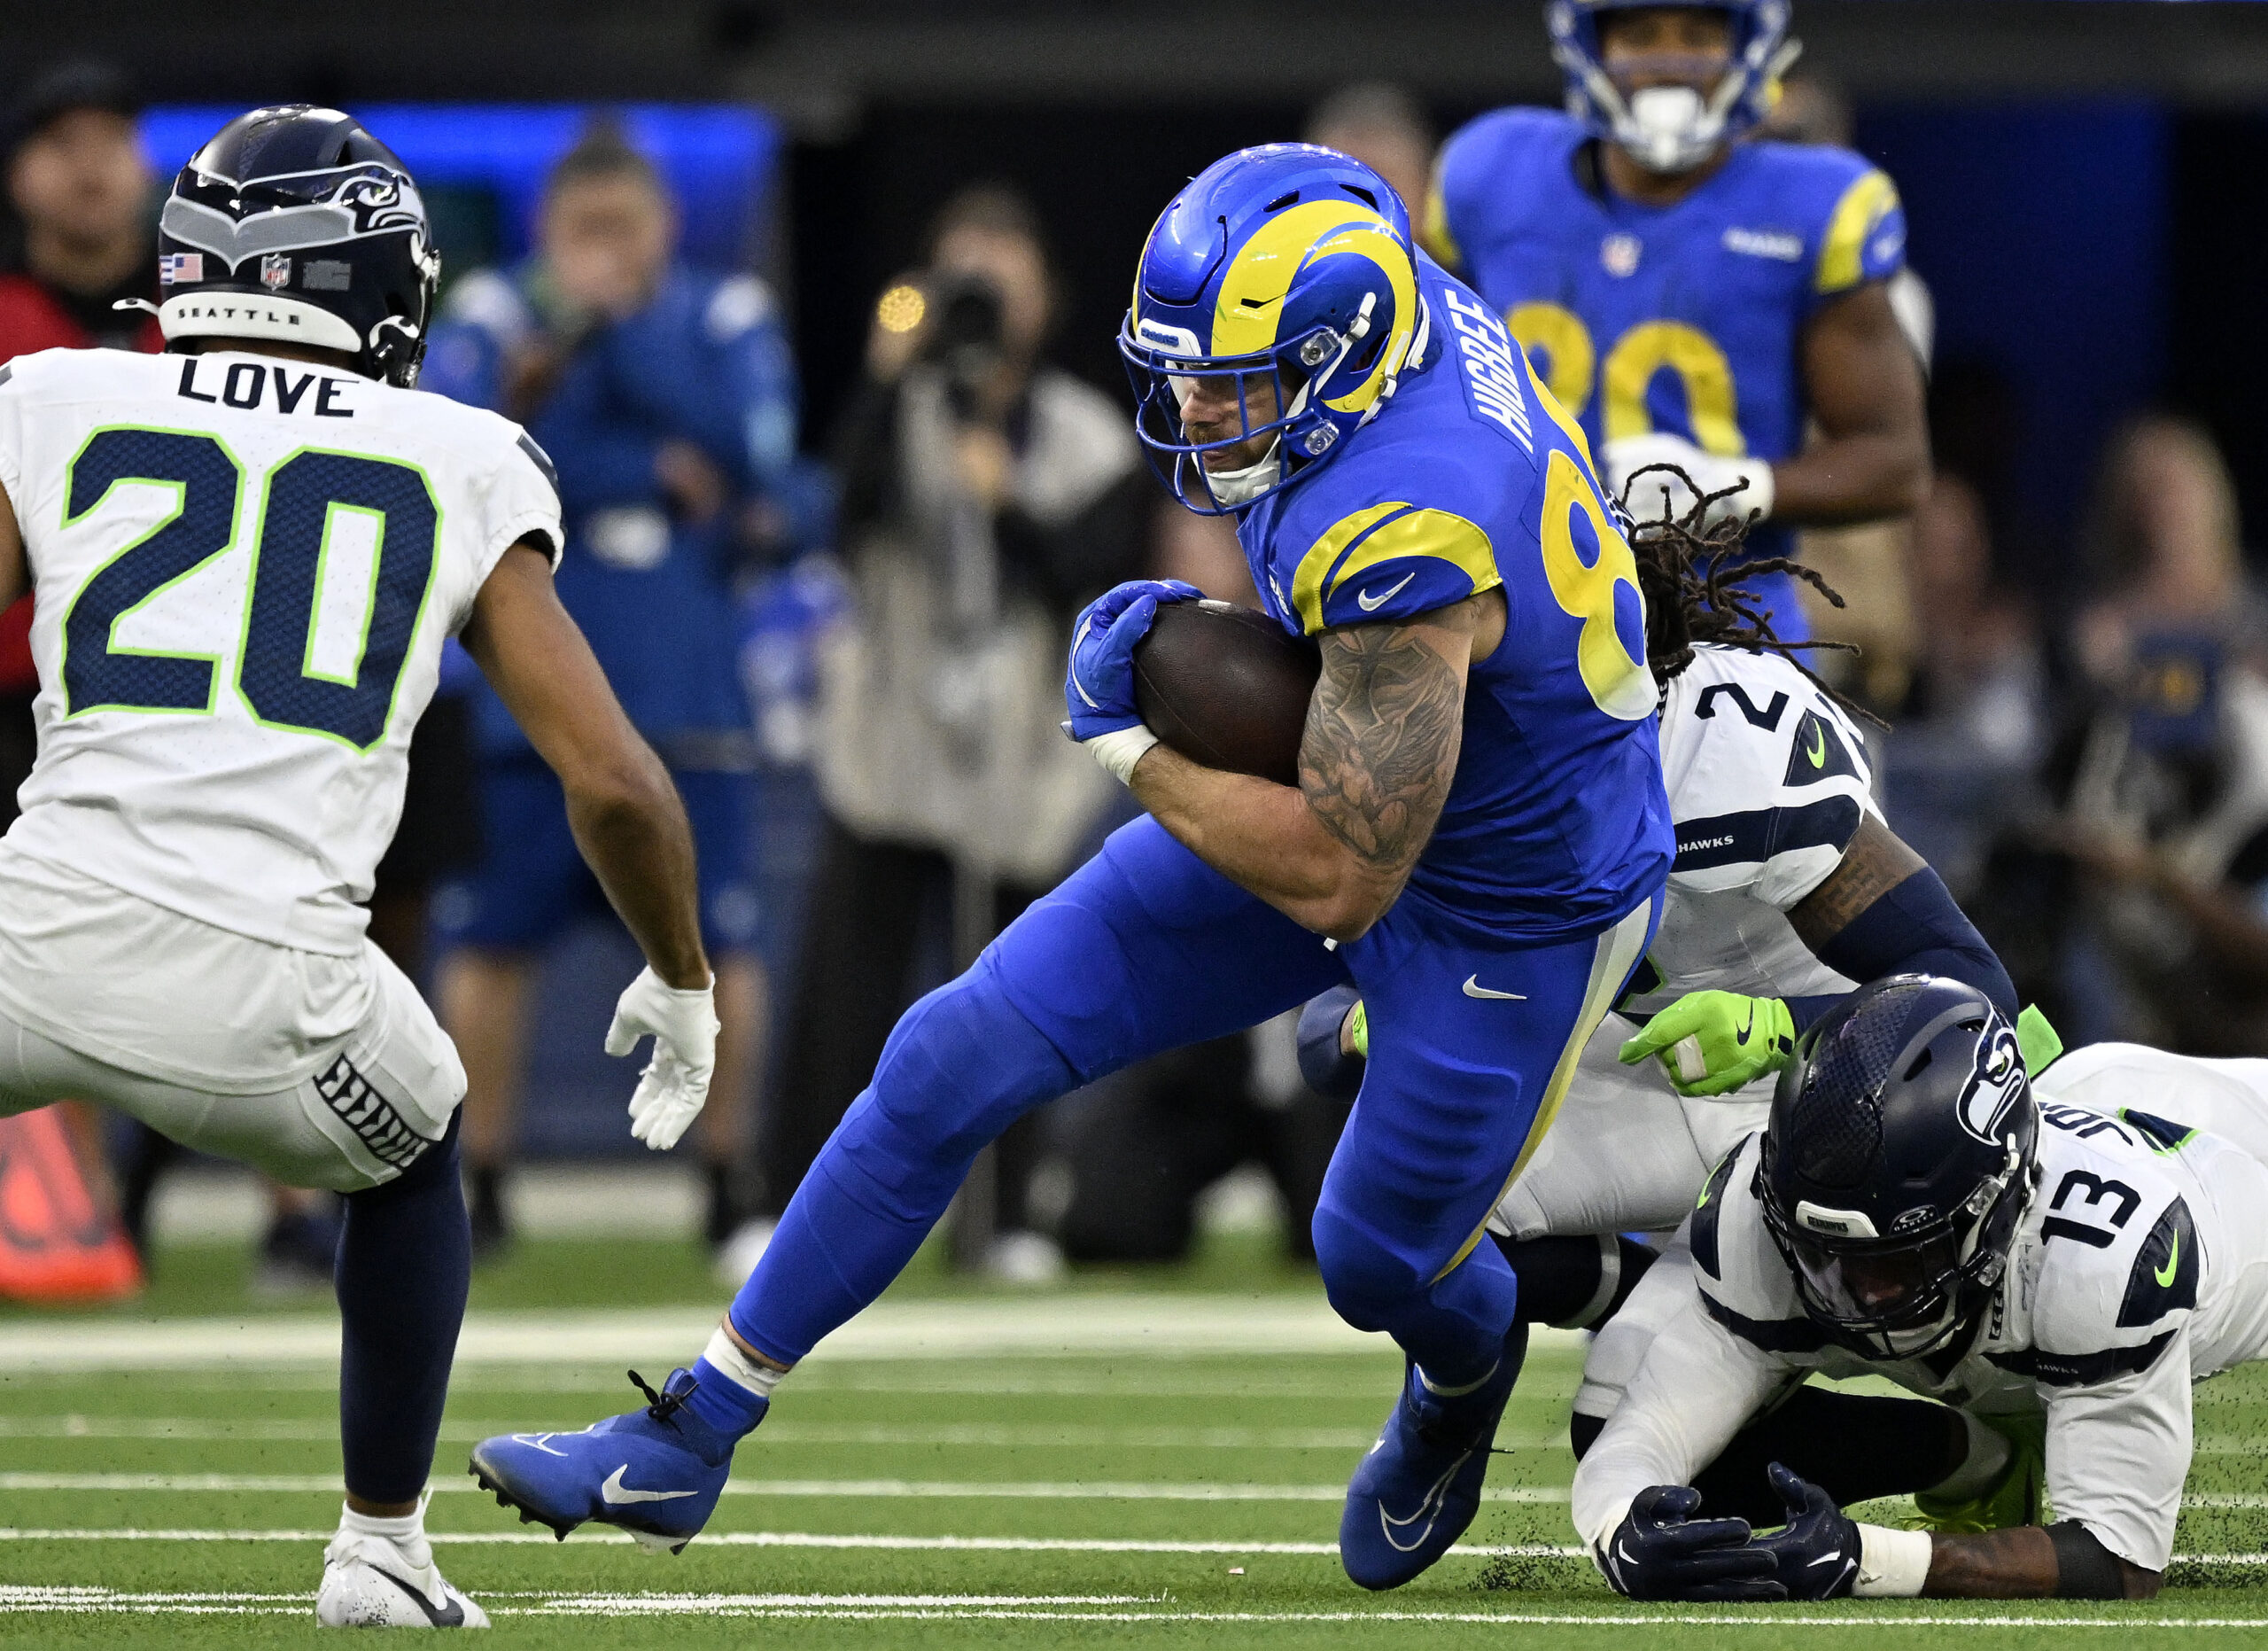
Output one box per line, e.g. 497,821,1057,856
1547,0,1800,175
1119,144,1427,515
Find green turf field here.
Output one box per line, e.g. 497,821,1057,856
3,1232,2267,1646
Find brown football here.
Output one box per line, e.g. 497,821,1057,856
1133,599,1321,786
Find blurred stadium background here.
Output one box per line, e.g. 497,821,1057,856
3,0,2268,1281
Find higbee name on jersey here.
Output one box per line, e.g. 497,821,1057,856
1573,1102,2268,1570
0,347,563,956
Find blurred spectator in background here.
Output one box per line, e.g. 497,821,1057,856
744,184,1144,1283
422,121,799,1262
1304,84,1434,220
0,65,156,1302
1876,475,2044,896
1990,414,2268,1055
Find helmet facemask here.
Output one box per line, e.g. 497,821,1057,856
1548,0,1801,175
1765,1140,2034,1360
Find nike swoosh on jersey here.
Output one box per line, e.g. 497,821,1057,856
601,1465,698,1505
1806,721,1827,767
1356,571,1418,612
2157,1231,2181,1289
1462,977,1527,1001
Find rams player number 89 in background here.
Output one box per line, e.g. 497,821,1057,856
0,105,723,1625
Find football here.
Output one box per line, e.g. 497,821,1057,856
1132,599,1321,786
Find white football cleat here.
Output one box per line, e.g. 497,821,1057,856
317,1530,489,1628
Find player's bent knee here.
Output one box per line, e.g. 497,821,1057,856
1311,1203,1430,1331
862,964,1076,1164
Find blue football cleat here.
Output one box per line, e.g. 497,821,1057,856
1339,1324,1527,1589
468,1369,750,1554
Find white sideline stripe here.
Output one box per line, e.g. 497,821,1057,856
4,1586,2268,1626
0,1471,1572,1503
7,1528,2268,1571
0,1415,1488,1452
0,1297,1547,1371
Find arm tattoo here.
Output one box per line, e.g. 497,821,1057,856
1299,619,1465,877
1789,814,1926,948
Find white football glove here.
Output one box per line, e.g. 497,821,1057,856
605,966,719,1151
1602,432,1775,531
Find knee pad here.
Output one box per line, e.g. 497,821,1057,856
1311,1203,1425,1332
850,963,1077,1184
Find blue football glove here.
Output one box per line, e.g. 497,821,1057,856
1596,1484,1785,1603
1063,579,1201,741
1747,1462,1861,1600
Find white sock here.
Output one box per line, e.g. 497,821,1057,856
703,1325,788,1400
1925,1412,2013,1501
338,1499,432,1569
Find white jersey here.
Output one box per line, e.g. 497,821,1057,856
1494,646,1879,1242
1571,1068,2268,1570
1626,644,1881,1014
0,347,561,957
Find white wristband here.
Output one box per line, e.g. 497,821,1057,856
1083,724,1159,786
1853,1523,1931,1598
1737,459,1776,523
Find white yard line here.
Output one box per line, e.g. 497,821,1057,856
4,1584,2268,1626
0,1299,1588,1372
0,1415,1565,1452
0,1470,1572,1502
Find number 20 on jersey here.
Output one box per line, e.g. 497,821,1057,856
60,425,439,753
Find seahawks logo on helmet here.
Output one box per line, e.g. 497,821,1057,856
151,105,439,388
1955,1023,2025,1146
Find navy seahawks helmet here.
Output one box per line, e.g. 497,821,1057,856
151,105,439,386
1547,0,1801,175
1759,976,2039,1360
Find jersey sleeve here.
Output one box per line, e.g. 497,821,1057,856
0,357,26,511
1282,497,1503,636
1571,1249,1794,1550
1991,1158,2201,1569
1811,153,1907,306
468,419,566,604
1663,652,1879,909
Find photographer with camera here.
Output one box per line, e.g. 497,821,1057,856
734,185,1145,1282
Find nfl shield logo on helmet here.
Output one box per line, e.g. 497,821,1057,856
260,253,292,291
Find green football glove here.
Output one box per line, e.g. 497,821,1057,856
1345,998,1369,1059
1620,990,1797,1098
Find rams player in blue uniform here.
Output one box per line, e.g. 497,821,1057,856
470,144,1674,1591
1426,0,1928,636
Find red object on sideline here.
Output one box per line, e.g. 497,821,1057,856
0,1108,143,1302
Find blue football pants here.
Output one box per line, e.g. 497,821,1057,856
731,816,1655,1382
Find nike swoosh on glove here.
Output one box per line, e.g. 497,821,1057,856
1747,1463,1861,1600
606,967,719,1151
1596,1484,1784,1603
1619,989,1797,1098
1604,432,1775,531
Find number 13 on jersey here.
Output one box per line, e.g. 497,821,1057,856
60,425,439,752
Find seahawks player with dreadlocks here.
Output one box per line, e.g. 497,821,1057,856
1301,481,2027,1526
0,106,721,1625
1576,977,2268,1601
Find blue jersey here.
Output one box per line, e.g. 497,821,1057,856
1425,107,1906,565
1239,253,1673,942
423,265,800,756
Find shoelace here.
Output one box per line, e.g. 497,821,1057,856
627,1368,696,1429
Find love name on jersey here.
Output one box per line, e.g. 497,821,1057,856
175,357,355,418
1439,289,1534,453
